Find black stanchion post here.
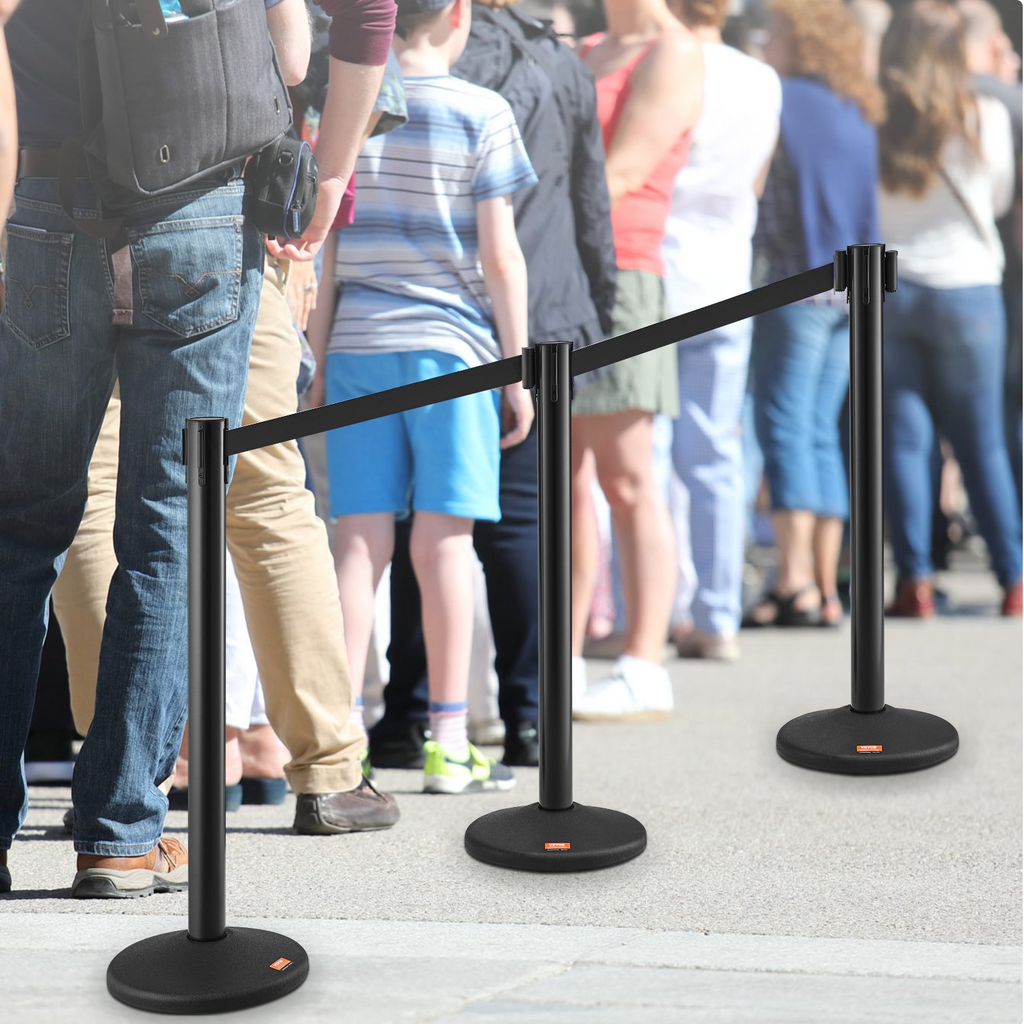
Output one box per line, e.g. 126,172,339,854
775,244,959,774
189,417,228,942
464,341,647,871
107,417,309,1014
537,340,573,812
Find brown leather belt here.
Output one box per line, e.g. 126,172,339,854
17,147,64,180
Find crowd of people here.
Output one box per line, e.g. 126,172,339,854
1,0,1020,899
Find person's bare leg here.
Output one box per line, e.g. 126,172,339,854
334,513,395,704
570,440,599,657
585,411,676,664
409,512,476,708
239,724,289,779
813,515,845,625
749,510,820,623
174,725,243,787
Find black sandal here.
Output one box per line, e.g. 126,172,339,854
743,584,822,628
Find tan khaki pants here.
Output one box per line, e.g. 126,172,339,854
52,259,362,794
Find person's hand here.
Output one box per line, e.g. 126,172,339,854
266,176,346,262
307,369,326,410
286,259,319,332
500,384,534,449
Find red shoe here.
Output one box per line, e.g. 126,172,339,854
887,578,935,618
1001,580,1022,617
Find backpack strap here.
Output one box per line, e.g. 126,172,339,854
59,138,134,327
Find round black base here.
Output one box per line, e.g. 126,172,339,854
777,705,958,775
465,802,646,872
107,927,309,1014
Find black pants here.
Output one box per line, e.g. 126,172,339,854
372,426,540,739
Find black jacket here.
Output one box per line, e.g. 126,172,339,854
453,5,617,349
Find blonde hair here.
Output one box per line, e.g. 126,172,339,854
768,0,886,124
879,0,980,195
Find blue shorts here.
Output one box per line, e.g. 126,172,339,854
325,350,502,521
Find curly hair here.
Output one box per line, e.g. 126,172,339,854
878,0,980,195
768,0,885,124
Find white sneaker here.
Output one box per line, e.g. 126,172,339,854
572,655,588,711
572,655,674,722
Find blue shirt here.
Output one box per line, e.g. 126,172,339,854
9,0,284,147
330,75,537,367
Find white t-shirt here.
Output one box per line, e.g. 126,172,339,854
878,95,1014,289
662,43,782,315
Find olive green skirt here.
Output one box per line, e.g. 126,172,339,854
572,269,680,417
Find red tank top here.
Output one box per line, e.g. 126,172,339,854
581,35,693,276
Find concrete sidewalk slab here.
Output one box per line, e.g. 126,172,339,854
0,914,1019,1024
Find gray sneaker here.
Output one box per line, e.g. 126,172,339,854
293,778,400,835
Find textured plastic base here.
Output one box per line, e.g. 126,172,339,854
107,927,308,1014
465,802,647,872
777,705,958,775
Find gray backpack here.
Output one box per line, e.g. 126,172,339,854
72,0,292,209
62,0,293,327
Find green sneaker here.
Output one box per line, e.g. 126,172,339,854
361,749,374,781
422,741,516,795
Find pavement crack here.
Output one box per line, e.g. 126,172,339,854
415,958,576,1023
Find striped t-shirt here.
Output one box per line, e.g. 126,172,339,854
329,75,538,367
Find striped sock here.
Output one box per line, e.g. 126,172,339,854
428,701,469,760
350,696,366,739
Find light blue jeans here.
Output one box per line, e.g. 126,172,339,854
752,302,850,519
0,176,263,856
671,321,752,636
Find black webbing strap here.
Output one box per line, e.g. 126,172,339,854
224,262,835,457
572,264,835,376
59,139,134,327
227,353,525,456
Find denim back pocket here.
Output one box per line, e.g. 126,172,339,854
3,225,74,350
128,215,244,338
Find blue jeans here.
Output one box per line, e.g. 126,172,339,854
752,303,850,518
671,321,751,636
883,280,1022,588
0,177,263,856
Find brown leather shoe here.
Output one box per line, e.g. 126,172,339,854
293,777,400,835
72,837,188,899
886,578,935,618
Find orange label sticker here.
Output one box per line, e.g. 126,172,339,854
269,958,293,971
856,745,883,753
544,843,571,850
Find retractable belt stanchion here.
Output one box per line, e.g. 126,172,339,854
106,262,859,1009
775,244,959,774
463,341,648,871
107,418,309,1014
